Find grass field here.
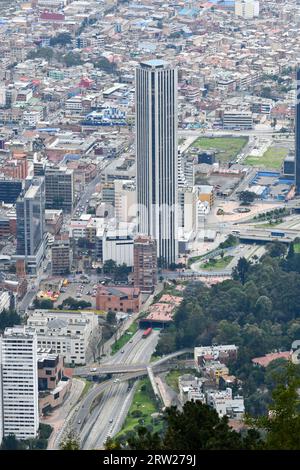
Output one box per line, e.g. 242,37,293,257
111,322,138,354
254,221,283,228
294,243,300,254
193,136,248,162
199,256,233,271
116,378,162,438
244,147,288,169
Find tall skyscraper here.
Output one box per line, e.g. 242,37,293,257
136,60,178,266
15,177,45,273
133,235,157,293
0,326,39,442
295,67,300,193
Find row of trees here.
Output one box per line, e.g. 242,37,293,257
100,259,131,282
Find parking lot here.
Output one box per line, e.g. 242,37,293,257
53,277,99,308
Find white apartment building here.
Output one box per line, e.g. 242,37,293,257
26,310,98,365
206,388,245,420
235,0,259,19
103,229,134,267
114,180,137,223
0,326,39,442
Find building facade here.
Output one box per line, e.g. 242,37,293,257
0,326,39,441
27,310,99,365
133,235,157,293
295,67,300,193
136,60,178,266
96,286,141,313
51,240,72,276
15,177,45,274
45,166,74,213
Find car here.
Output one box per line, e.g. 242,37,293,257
113,378,120,383
109,419,113,423
121,350,125,353
129,340,133,343
90,367,97,372
78,420,81,424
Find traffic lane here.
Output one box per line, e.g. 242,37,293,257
79,332,160,448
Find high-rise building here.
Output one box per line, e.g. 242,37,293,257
0,326,39,442
0,178,23,204
51,240,72,276
295,67,300,193
136,60,178,266
133,235,157,293
15,177,45,274
45,166,74,213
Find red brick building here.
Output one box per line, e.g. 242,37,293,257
96,286,141,313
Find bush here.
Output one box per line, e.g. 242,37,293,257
131,410,143,418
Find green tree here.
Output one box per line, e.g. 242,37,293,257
266,242,287,258
248,364,300,449
0,309,21,331
50,32,72,47
33,298,54,310
106,310,116,324
232,257,251,284
62,51,83,67
103,259,117,276
27,46,54,61
60,430,80,450
0,434,25,450
108,401,262,450
94,57,117,74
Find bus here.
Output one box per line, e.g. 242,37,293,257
142,328,152,339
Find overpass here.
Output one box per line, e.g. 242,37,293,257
74,349,194,377
238,228,299,244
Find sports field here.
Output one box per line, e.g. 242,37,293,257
245,147,288,170
193,136,248,162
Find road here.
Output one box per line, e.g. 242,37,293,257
77,329,160,449
44,378,85,450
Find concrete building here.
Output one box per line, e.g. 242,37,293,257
37,348,71,415
114,180,137,223
295,67,300,193
0,326,39,441
15,177,45,274
222,110,253,129
96,286,141,313
235,0,259,19
51,240,72,276
0,290,10,313
103,229,134,266
198,185,215,208
27,310,99,365
136,60,178,266
178,186,198,235
0,178,23,204
133,235,157,293
45,166,74,213
206,388,245,420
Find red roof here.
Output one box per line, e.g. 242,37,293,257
40,12,65,21
252,351,291,368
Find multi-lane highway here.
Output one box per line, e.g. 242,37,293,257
69,329,160,449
